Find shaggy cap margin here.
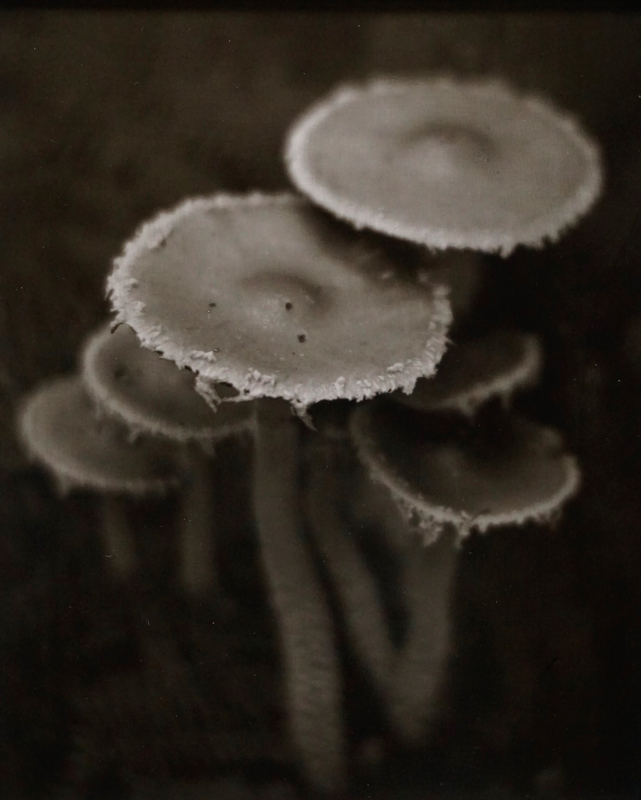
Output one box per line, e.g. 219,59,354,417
350,402,581,544
107,192,452,417
393,330,542,416
82,323,254,444
285,76,604,257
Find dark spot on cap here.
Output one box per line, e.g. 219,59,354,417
114,366,127,380
285,302,293,311
298,334,306,343
209,302,216,308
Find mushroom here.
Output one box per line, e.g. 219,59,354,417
304,329,542,721
107,193,451,414
106,191,452,793
304,408,461,747
285,76,603,256
18,375,180,579
349,398,581,745
391,329,542,417
81,321,254,596
352,401,580,538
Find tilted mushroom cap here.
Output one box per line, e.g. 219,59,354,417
392,330,542,415
350,399,580,540
107,193,452,415
285,77,603,256
82,322,253,443
18,376,180,494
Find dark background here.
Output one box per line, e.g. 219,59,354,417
0,12,639,799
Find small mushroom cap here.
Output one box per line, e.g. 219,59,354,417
107,193,451,415
285,77,603,256
392,330,542,415
82,322,253,443
350,400,580,539
18,376,180,494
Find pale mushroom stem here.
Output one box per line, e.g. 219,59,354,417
100,495,137,579
307,448,457,745
177,442,216,597
252,398,346,794
387,527,458,746
305,438,393,699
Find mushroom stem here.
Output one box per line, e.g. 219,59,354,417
387,527,458,747
177,442,216,597
100,495,137,579
252,398,345,794
308,450,456,745
305,437,393,700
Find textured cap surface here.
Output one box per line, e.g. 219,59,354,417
19,376,180,493
82,323,253,443
286,77,603,255
107,193,452,414
351,400,580,539
392,330,542,415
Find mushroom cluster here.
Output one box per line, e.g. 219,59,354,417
16,75,602,794
285,77,599,764
17,323,251,597
106,191,452,794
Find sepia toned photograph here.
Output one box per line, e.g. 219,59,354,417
0,11,639,799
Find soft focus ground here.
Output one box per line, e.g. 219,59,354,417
0,12,639,800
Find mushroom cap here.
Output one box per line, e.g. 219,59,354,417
285,76,603,256
350,400,580,539
392,330,542,415
18,376,180,494
107,192,452,415
82,322,254,443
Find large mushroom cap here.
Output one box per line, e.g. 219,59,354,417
18,376,180,493
82,323,253,443
392,330,542,415
286,77,603,256
350,400,580,539
107,193,451,415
